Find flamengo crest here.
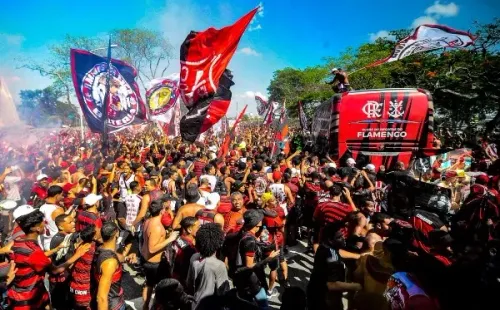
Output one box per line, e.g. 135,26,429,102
361,100,405,118
362,101,383,118
388,100,404,118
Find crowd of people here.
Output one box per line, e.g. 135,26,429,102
0,125,499,310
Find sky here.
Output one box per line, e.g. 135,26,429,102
0,0,498,116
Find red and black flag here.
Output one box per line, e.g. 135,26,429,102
298,101,309,132
179,7,257,142
219,105,248,158
70,49,147,133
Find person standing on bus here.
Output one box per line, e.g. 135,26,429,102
327,68,351,93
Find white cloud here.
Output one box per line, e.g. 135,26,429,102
412,15,439,28
248,24,262,32
368,30,395,42
248,2,264,32
0,33,25,46
425,1,459,17
257,2,264,18
411,2,459,28
240,91,267,100
238,47,261,56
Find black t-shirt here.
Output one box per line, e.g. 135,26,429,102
308,243,345,309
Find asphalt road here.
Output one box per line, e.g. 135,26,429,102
122,240,313,310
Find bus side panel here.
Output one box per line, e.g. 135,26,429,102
334,89,431,167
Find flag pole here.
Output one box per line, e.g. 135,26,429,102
103,35,112,152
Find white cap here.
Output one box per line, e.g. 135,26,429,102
0,200,17,211
84,194,103,206
346,158,356,165
13,204,35,221
331,67,339,72
327,162,337,168
205,192,221,210
36,174,49,181
364,164,376,172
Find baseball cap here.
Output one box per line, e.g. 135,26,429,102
331,67,339,72
364,164,376,172
346,158,356,165
36,174,49,181
84,194,103,206
60,161,69,169
13,204,35,221
456,170,466,178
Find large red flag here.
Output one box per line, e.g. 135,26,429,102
179,8,257,142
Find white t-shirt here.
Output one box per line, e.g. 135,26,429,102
4,176,21,201
39,203,60,251
124,194,142,230
200,174,217,192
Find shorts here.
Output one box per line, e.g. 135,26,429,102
268,245,285,271
143,261,163,287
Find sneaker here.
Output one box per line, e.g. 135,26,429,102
267,287,279,298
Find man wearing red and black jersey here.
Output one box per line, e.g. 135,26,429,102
410,209,447,254
8,210,90,310
94,222,135,310
69,225,98,310
313,185,356,252
49,214,79,310
170,217,199,287
76,194,103,234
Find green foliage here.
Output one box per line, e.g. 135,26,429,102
21,28,173,92
19,87,78,127
267,19,500,133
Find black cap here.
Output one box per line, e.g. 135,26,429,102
243,209,264,230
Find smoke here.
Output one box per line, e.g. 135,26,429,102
0,77,21,126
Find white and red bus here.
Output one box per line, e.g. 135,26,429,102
329,88,436,168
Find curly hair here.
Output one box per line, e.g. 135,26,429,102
195,223,224,258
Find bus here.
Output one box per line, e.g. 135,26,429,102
329,88,436,168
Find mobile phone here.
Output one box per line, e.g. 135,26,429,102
11,165,18,171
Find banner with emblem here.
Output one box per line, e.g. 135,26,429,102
70,49,147,133
255,95,269,116
146,74,180,123
367,24,476,68
179,7,257,142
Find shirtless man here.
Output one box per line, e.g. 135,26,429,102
141,200,179,310
327,68,351,93
172,184,205,230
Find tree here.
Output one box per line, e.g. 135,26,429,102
267,66,332,116
19,87,78,127
20,28,174,107
267,19,500,134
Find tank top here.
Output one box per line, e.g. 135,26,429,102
119,173,135,201
195,209,216,225
124,194,142,228
70,242,96,306
149,189,163,204
93,249,124,310
76,210,102,232
39,203,59,251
